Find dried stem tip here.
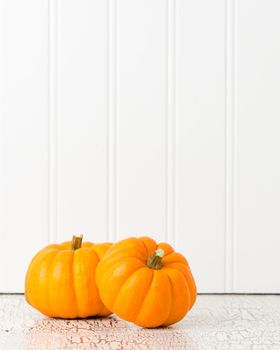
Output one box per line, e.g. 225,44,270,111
147,249,165,270
71,234,83,250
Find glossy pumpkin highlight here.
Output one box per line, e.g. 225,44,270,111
96,237,196,328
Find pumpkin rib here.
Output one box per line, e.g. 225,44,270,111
112,266,154,322
137,237,150,257
31,248,59,317
98,256,145,284
25,248,55,308
104,257,145,311
46,249,59,317
162,268,191,326
105,238,145,259
26,247,56,272
59,241,71,250
133,269,155,323
186,269,197,308
134,270,172,327
101,245,146,266
73,246,112,318
162,270,175,324
112,266,146,312
162,252,189,266
81,242,94,248
72,250,79,317
73,248,102,318
28,249,58,309
44,249,60,317
96,248,146,283
91,248,107,317
91,249,108,316
164,262,196,308
181,265,196,308
47,250,74,318
139,237,157,258
163,262,189,281
112,245,146,261
176,267,192,313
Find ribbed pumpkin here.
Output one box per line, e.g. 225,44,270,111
96,237,196,328
25,235,112,318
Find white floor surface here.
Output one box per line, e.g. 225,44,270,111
1,295,280,349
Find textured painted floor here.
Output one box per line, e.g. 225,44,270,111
1,295,280,350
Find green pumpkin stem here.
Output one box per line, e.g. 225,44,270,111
147,249,165,269
71,234,83,250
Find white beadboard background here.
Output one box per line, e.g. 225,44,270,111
0,0,280,293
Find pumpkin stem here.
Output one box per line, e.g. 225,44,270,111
71,234,83,250
147,248,165,269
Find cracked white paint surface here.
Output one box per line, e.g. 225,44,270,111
1,295,280,349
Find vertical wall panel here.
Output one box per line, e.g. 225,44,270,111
57,0,108,243
0,0,49,292
175,0,226,292
235,0,280,292
116,0,167,241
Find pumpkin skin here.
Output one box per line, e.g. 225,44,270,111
25,236,112,318
96,237,196,328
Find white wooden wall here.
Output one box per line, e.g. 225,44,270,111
0,0,280,293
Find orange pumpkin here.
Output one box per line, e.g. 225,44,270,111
25,235,112,318
96,237,196,328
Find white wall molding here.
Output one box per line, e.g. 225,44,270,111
48,0,58,244
225,0,236,293
166,0,176,247
108,0,117,242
